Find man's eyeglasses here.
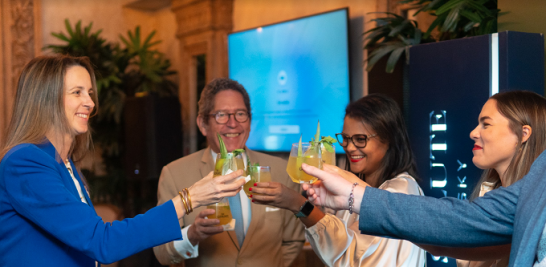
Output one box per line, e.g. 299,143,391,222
209,111,249,124
335,133,377,148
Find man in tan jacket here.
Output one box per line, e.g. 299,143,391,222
154,78,305,267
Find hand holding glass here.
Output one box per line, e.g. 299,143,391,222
207,153,245,226
244,166,272,197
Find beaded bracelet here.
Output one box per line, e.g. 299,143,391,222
349,182,358,214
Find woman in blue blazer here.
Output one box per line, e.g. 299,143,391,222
0,55,245,266
301,91,546,266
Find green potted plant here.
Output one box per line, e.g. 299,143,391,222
46,20,179,213
365,0,500,73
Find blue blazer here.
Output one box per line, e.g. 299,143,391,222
0,141,182,267
358,149,546,266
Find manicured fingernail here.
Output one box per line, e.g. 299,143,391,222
254,183,257,186
249,188,252,191
252,199,255,202
249,194,253,198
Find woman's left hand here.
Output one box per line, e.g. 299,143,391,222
250,182,306,213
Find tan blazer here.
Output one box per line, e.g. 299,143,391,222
153,147,305,267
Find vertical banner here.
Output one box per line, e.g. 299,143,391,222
408,32,543,266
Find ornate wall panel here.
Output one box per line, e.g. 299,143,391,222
0,0,41,144
172,0,233,154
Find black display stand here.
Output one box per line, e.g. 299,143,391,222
407,31,544,266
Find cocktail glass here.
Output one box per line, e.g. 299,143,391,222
321,143,336,166
286,142,322,184
244,166,271,197
207,152,245,226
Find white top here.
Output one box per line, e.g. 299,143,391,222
306,172,426,267
173,150,251,259
65,160,88,205
456,181,509,267
66,160,97,267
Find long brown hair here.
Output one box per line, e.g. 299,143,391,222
1,55,98,163
344,94,419,185
472,91,546,198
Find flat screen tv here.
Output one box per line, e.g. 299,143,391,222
228,8,350,152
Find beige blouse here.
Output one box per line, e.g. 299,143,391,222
305,173,426,267
456,181,508,267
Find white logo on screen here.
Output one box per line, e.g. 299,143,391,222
277,70,287,86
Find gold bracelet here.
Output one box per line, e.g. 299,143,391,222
178,191,188,213
184,188,193,213
178,191,189,214
182,193,190,214
183,189,192,214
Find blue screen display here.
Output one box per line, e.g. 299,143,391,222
228,9,350,152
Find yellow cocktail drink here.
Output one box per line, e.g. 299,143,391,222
207,202,233,226
235,158,245,174
213,156,245,177
286,142,322,184
321,143,336,165
208,152,244,226
213,158,226,177
286,155,321,183
244,166,271,197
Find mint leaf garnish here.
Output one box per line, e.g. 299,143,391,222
233,149,245,157
323,142,334,153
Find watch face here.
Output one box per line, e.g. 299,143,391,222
296,201,314,218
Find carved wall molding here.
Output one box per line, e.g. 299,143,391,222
10,0,38,87
172,0,233,154
0,0,42,143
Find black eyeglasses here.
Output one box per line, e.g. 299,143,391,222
209,110,249,124
335,133,377,148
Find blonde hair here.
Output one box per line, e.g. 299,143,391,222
1,55,98,163
471,91,546,199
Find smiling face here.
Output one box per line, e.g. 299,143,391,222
341,116,389,181
64,66,95,136
198,90,250,153
470,99,518,175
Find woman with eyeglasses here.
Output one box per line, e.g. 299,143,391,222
302,91,546,266
250,94,425,266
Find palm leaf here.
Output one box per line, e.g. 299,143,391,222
389,20,411,37
442,6,462,32
460,9,482,23
51,32,69,42
436,0,465,15
366,43,405,71
386,46,406,73
64,19,74,37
